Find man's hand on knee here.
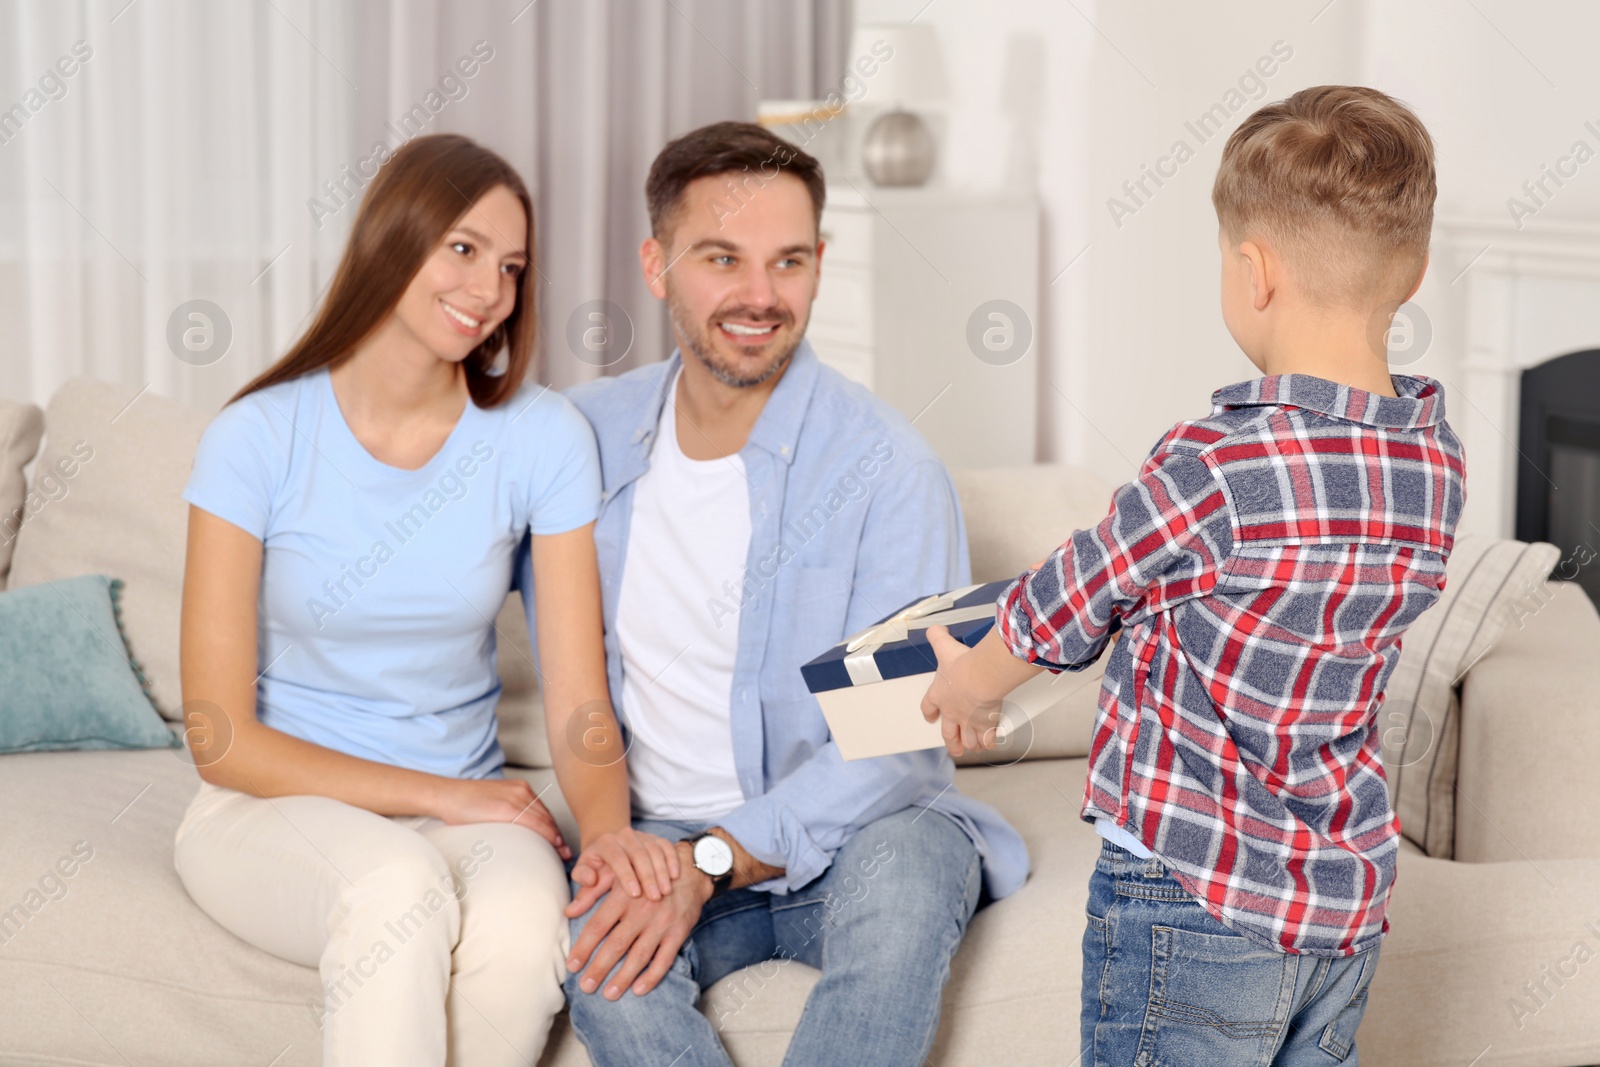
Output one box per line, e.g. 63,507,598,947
567,844,715,1000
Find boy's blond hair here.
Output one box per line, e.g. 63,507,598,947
1212,85,1435,311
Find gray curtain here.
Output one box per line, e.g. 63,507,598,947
353,0,854,391
529,0,853,388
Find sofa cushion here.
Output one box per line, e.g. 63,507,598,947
950,464,1115,587
0,748,1092,1066
1378,533,1562,858
8,379,208,721
0,397,45,591
0,750,321,1066
11,752,1600,1067
1370,835,1600,1066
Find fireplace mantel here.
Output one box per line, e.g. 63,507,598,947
1433,215,1600,540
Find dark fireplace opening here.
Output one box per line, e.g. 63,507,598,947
1517,349,1600,608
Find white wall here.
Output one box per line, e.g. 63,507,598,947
1078,1,1373,481
1365,1,1600,539
856,0,1600,497
1368,1,1600,225
857,0,1095,469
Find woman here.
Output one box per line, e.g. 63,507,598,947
174,134,673,1065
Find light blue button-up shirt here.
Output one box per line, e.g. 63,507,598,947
524,341,1028,900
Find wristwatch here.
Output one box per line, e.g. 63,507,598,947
682,832,735,895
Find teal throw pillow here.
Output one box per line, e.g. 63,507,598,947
0,574,178,752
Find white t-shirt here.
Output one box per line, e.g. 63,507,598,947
616,371,750,821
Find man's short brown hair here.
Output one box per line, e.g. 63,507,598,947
1212,85,1436,309
646,120,826,244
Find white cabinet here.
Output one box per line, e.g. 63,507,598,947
808,183,1040,468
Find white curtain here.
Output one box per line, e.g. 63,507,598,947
0,0,361,416
0,0,851,415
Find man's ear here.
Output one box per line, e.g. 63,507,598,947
640,236,669,300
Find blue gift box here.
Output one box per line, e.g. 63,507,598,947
801,580,1013,696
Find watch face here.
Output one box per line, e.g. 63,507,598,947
693,835,735,878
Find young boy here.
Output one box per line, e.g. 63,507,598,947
921,85,1466,1065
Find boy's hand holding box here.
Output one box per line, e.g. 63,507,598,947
800,579,1085,760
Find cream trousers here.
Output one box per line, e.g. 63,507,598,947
174,780,571,1066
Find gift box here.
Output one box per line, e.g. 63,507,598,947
801,580,1073,760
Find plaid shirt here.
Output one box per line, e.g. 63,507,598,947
998,373,1466,956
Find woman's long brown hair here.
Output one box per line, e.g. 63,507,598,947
231,134,536,409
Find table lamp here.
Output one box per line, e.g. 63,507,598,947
850,23,948,187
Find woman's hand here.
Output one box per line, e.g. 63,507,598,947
433,778,572,860
566,829,683,918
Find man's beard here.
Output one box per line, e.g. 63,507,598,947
667,288,802,389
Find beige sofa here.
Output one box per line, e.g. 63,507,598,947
2,376,1599,1067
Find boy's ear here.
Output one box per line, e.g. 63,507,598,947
1241,240,1274,311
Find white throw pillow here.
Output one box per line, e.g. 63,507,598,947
1378,534,1562,858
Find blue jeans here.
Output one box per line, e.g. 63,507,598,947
565,807,983,1067
1082,840,1381,1066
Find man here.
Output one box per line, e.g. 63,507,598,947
529,121,1028,1066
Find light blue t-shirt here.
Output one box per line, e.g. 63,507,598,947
183,367,600,780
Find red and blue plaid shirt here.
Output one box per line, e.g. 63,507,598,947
998,373,1466,956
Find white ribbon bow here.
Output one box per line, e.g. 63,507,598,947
840,583,993,686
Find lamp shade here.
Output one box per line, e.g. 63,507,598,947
848,23,948,105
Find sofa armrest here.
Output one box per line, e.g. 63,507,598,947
1455,580,1600,863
